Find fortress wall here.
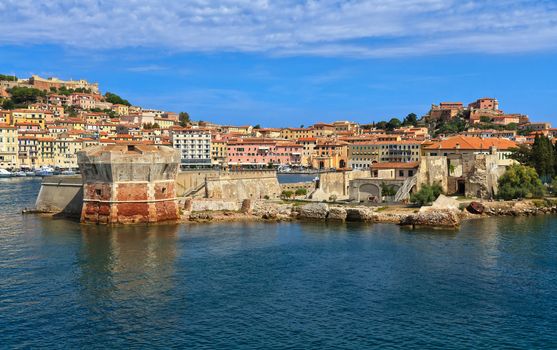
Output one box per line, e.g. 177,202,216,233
35,175,84,217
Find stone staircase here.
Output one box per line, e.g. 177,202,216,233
394,175,417,202
181,181,206,198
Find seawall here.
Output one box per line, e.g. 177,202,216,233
35,175,83,217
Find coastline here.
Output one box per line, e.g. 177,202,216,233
180,198,557,229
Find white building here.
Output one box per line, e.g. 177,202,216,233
171,128,212,168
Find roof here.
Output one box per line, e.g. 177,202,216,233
424,135,517,151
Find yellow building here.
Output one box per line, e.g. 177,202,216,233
112,104,130,116
311,141,349,169
11,109,49,129
154,117,176,129
36,137,55,166
296,137,318,167
211,139,228,165
18,135,39,168
0,123,18,169
54,138,85,169
280,127,315,140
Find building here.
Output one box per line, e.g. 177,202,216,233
519,122,552,131
370,161,419,180
28,75,99,93
311,140,349,169
226,138,302,167
423,135,516,165
428,102,464,120
0,123,18,169
468,97,499,110
171,127,212,168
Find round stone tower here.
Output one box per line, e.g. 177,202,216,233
77,144,181,224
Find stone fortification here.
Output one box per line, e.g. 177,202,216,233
204,170,282,200
78,144,181,224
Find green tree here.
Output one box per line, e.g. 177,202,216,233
380,182,397,196
497,164,545,200
179,112,190,127
0,74,17,81
386,118,401,131
531,135,555,182
410,183,443,206
253,124,261,129
281,190,294,199
104,92,131,106
434,116,467,136
295,188,308,196
402,113,418,126
1,99,15,110
7,86,46,105
480,116,492,123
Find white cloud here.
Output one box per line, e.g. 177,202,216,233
1,0,556,57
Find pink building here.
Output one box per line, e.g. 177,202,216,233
226,139,302,166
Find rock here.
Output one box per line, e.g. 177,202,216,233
328,207,347,221
188,212,214,222
240,199,252,214
428,194,460,211
298,203,329,219
183,198,192,211
345,207,375,221
467,201,485,214
400,209,461,228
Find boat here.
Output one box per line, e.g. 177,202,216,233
61,170,76,175
25,171,35,177
0,169,13,178
35,166,54,177
13,171,27,177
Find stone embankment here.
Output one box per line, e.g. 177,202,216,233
181,197,557,228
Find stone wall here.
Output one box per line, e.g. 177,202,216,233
188,199,243,212
317,170,369,200
205,171,282,200
176,170,220,197
35,175,83,216
417,156,448,192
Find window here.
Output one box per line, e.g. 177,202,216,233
399,170,404,177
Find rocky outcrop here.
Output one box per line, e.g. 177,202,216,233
400,209,462,228
345,207,375,221
298,203,329,219
328,207,347,221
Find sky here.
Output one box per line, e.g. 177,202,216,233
0,0,557,127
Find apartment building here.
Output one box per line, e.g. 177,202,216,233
0,123,18,169
171,127,212,168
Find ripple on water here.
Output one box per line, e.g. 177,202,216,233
1,181,557,348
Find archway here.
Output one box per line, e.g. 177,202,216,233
359,183,381,202
339,159,346,168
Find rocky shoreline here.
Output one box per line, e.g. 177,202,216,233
182,198,557,229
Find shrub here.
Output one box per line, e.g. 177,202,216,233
498,164,545,200
294,188,307,196
410,183,443,206
281,190,293,199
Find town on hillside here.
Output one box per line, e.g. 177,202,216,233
0,73,554,202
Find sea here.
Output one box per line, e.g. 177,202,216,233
1,177,556,349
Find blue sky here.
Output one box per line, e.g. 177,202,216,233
1,0,557,127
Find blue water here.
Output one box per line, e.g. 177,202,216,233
1,178,557,349
277,173,316,183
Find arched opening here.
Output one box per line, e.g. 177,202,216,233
339,159,346,168
359,183,380,202
319,161,325,169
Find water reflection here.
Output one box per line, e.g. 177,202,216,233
79,224,180,303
